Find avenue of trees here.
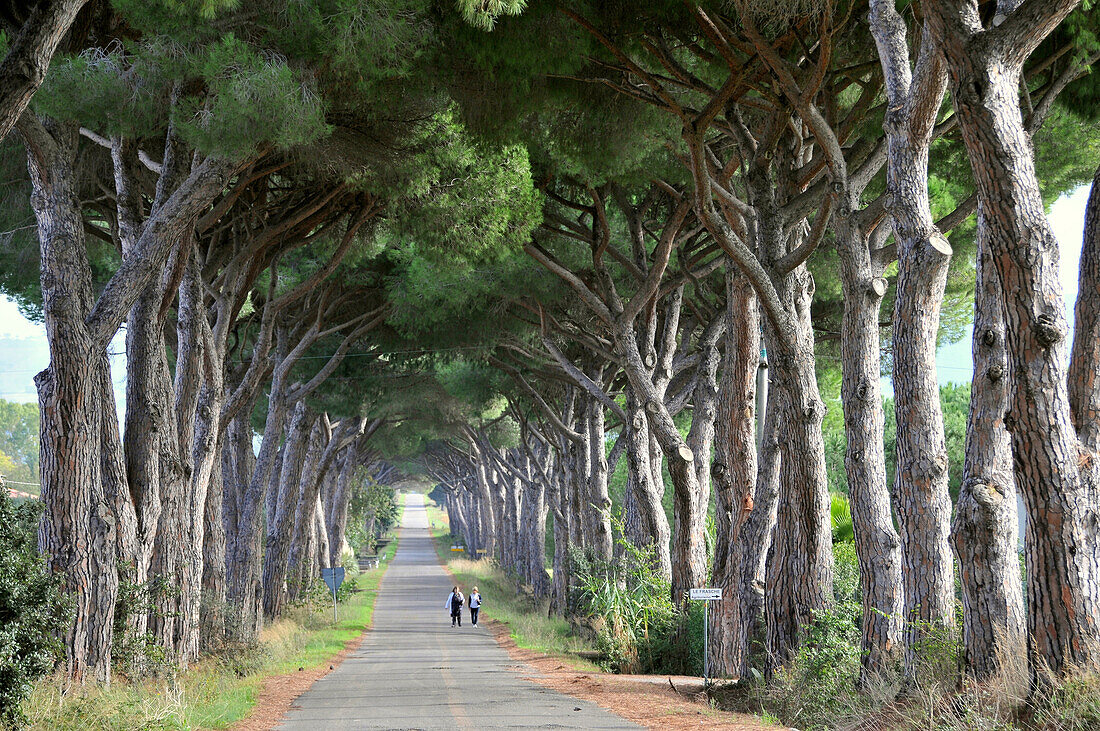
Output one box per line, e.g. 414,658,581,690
2,0,1100,717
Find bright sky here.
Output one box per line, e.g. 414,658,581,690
924,183,1091,395
0,183,1092,406
0,297,127,407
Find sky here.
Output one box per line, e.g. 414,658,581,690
0,297,127,407
0,182,1093,409
921,183,1091,396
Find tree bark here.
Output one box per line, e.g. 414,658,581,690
0,0,90,143
613,317,707,603
261,403,317,618
953,216,1026,679
709,272,759,678
624,385,672,581
927,0,1100,677
871,5,956,671
20,115,117,682
327,445,359,566
585,396,613,561
835,199,904,679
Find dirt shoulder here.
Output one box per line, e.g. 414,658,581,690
489,621,774,730
227,637,359,731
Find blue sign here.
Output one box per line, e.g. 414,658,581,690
321,567,345,594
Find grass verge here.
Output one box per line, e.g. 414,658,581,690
16,511,403,731
424,499,597,669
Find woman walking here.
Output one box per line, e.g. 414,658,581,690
445,586,465,627
468,587,481,627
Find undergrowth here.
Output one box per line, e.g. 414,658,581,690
13,508,402,731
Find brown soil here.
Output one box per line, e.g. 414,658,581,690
226,636,360,731
489,621,776,730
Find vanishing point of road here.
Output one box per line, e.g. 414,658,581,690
277,493,639,730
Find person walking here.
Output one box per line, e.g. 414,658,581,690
468,587,481,627
445,586,465,627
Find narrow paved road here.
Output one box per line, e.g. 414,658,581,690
278,493,639,730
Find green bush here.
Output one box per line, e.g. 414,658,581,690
571,514,706,676
0,492,67,726
832,540,860,604
754,602,864,730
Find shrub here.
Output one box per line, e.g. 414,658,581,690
757,602,864,730
571,514,707,676
832,540,860,604
0,492,67,726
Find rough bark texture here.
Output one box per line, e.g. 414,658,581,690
741,386,781,677
709,272,759,678
0,0,90,143
624,386,672,580
763,286,834,670
549,469,571,617
327,445,358,566
262,403,316,618
835,200,904,678
928,0,1100,677
611,318,706,602
872,3,956,671
585,397,613,561
953,219,1026,679
20,116,116,682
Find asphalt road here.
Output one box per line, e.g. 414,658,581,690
277,493,639,730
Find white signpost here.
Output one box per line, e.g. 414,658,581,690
689,587,722,684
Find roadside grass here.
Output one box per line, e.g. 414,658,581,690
424,499,598,670
16,505,403,731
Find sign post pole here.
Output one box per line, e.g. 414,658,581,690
321,567,346,624
704,600,709,685
689,587,722,687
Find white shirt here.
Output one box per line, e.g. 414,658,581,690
469,592,481,608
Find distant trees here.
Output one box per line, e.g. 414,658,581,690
0,400,38,486
3,0,1100,707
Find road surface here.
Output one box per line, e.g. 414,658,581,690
277,493,639,730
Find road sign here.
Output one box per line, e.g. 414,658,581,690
689,587,722,685
321,567,346,623
321,567,346,594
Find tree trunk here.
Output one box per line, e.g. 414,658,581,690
875,11,956,671
586,398,613,561
709,272,759,678
262,403,317,618
686,311,724,593
763,279,834,669
327,446,358,566
836,206,904,678
0,0,91,143
549,469,571,617
472,452,497,557
201,437,227,649
741,388,781,678
20,116,117,682
617,323,706,603
953,217,1026,679
314,493,330,575
624,386,672,580
522,476,552,597
928,0,1100,676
